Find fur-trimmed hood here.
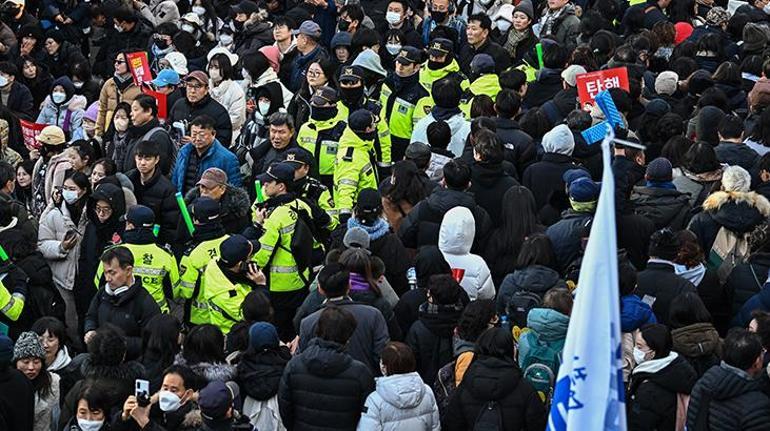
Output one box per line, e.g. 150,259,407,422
174,353,237,383
702,190,770,234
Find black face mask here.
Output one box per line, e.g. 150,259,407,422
355,129,377,141
428,59,448,70
339,86,364,107
338,19,351,32
233,19,244,31
430,10,447,23
310,105,337,122
154,38,170,50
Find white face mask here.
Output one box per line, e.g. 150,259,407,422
158,390,182,412
765,3,770,14
192,5,206,16
52,92,66,104
209,67,221,81
62,190,79,204
220,34,234,46
258,101,271,115
77,418,104,431
386,11,402,25
496,19,512,32
386,43,402,55
181,24,196,34
114,24,124,33
114,118,129,132
633,347,649,365
0,76,7,87
73,81,84,89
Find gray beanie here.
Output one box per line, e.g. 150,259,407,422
12,331,45,362
542,124,575,156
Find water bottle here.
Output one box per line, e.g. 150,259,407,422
407,267,417,290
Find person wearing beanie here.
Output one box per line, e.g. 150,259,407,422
13,331,60,431
81,101,99,139
631,157,693,230
0,334,35,431
546,176,600,271
412,76,470,157
695,106,726,146
523,123,585,215
502,0,538,65
636,229,697,324
235,321,290,428
688,165,770,252
198,234,266,333
655,71,679,97
674,22,693,45
41,30,86,79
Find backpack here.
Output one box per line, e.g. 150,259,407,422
520,333,561,406
505,290,543,330
707,227,750,284
434,359,457,415
287,203,316,286
472,401,504,431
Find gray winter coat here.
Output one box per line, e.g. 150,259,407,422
357,372,440,431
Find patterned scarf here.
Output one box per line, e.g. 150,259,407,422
504,29,530,57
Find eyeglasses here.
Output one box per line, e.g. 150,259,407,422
114,60,127,65
186,83,205,90
95,206,113,215
307,70,322,77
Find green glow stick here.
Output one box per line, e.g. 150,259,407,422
175,192,195,235
0,244,9,261
536,43,544,69
152,224,160,237
255,180,265,203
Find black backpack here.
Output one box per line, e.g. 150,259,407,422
473,400,504,431
287,203,317,286
506,290,544,329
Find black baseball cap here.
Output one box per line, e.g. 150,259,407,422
124,205,155,227
310,86,339,106
191,197,220,223
256,162,295,185
428,38,453,57
396,46,422,65
283,147,314,167
338,65,365,85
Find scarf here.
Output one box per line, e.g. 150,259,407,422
48,345,72,371
114,73,134,92
347,216,390,241
540,4,570,37
569,199,597,213
349,273,372,292
504,28,529,56
675,263,706,286
431,106,462,121
646,180,677,189
633,351,679,375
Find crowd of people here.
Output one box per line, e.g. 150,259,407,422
2,0,770,429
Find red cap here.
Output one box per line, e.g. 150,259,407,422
674,22,693,45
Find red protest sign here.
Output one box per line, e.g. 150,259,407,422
20,119,46,149
576,67,629,105
141,86,168,121
126,52,152,86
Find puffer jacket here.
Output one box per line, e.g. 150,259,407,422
399,187,492,254
37,201,88,291
620,294,657,333
357,372,440,431
631,185,692,230
545,209,594,272
726,252,770,316
32,150,71,209
627,353,698,431
411,111,470,158
673,168,723,208
468,160,520,225
126,168,179,246
406,301,464,386
95,76,142,137
237,346,292,401
443,355,546,431
671,322,722,378
438,206,495,300
517,308,568,370
688,190,770,253
686,362,770,430
209,79,246,143
734,284,770,328
496,265,567,317
36,77,87,139
278,338,374,431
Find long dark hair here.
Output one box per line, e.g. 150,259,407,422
488,186,539,261
141,314,181,370
182,324,226,365
515,233,558,271
384,160,426,207
339,248,382,297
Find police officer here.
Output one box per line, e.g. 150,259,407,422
176,197,230,326
95,206,180,313
252,162,314,339
0,261,26,337
284,148,336,248
334,109,380,223
381,46,429,162
200,234,266,334
337,65,392,175
295,86,347,190
415,38,469,123
460,54,502,117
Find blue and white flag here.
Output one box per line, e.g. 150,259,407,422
547,126,627,431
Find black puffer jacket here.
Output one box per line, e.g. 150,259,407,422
169,94,233,148
726,253,770,316
522,153,585,223
688,191,770,253
127,168,179,246
636,262,697,325
83,278,161,360
406,302,464,386
278,338,374,431
631,185,692,230
496,265,567,317
398,187,492,254
444,355,546,431
686,362,770,431
468,160,520,225
671,323,723,378
237,346,292,401
627,354,698,431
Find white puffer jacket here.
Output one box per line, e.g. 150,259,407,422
438,206,495,300
357,372,440,431
37,202,87,291
210,79,246,142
